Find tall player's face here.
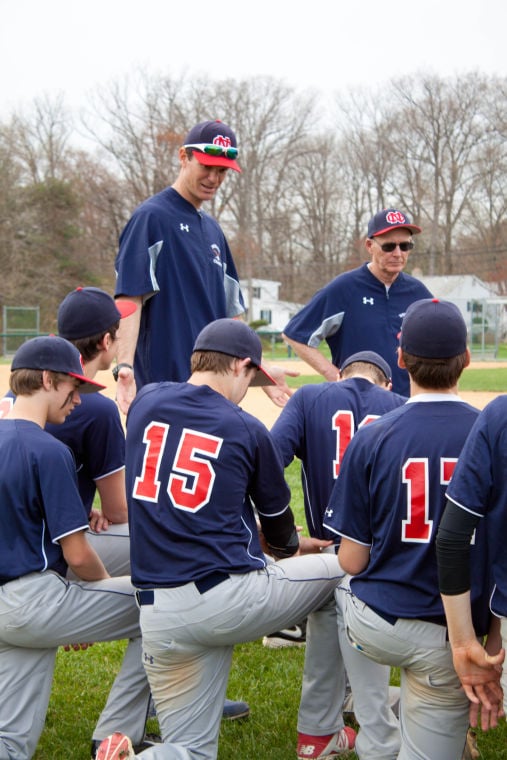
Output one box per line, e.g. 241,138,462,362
48,377,81,424
366,229,413,285
177,153,229,208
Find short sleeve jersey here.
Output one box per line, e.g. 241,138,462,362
271,378,406,541
0,420,89,583
324,397,490,636
45,393,125,511
283,264,432,396
125,382,291,588
446,394,507,617
114,187,245,385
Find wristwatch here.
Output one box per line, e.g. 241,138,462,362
112,362,134,381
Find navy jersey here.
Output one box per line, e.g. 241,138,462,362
283,263,432,396
126,382,291,588
1,392,125,512
115,187,245,386
0,420,89,582
324,397,490,636
271,378,406,541
46,393,125,511
446,395,507,618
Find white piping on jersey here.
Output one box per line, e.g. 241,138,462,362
94,465,126,481
148,240,163,293
241,516,267,566
256,502,292,518
445,494,483,519
52,523,90,545
40,521,48,570
308,313,344,347
406,393,464,403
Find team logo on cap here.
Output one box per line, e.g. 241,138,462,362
212,134,232,147
386,211,407,225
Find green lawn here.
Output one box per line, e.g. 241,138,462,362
33,448,507,758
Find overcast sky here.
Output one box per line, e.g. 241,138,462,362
1,0,506,117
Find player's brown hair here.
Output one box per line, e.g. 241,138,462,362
190,350,236,375
401,351,468,389
71,322,120,362
9,369,72,396
340,361,389,387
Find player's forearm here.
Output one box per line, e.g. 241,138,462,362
95,470,128,524
259,508,299,558
61,532,110,581
115,296,143,365
282,335,338,381
440,591,477,649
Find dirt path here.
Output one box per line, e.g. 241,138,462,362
0,359,503,430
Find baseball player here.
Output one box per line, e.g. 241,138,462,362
0,336,152,759
324,299,492,759
437,397,507,725
271,350,405,759
113,118,295,415
95,318,353,760
282,208,432,395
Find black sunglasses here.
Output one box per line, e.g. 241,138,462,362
376,241,414,253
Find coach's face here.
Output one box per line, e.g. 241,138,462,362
175,148,229,208
365,229,414,285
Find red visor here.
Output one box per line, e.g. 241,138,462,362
191,150,242,173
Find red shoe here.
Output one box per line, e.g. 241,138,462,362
95,732,135,760
297,727,356,758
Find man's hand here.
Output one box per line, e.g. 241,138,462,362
115,369,137,415
88,509,112,533
63,642,95,652
262,365,299,408
452,639,504,717
297,536,334,555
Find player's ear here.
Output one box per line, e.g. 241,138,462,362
397,347,406,369
42,369,53,391
464,347,471,368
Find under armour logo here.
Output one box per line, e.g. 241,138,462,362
143,652,154,664
363,297,374,305
180,223,189,232
325,508,333,518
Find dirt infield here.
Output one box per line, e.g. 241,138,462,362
0,359,502,430
239,360,503,429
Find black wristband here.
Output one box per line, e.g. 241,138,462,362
112,363,134,381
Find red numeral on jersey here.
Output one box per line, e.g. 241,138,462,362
401,458,457,542
332,412,380,478
168,429,222,512
133,424,222,512
133,422,170,502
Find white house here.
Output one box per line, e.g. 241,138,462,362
416,273,507,349
239,278,303,333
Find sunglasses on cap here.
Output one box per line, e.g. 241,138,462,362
375,241,414,253
184,143,239,159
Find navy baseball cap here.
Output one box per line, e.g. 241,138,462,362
340,350,392,382
193,318,275,386
367,208,422,238
11,336,106,393
400,298,467,358
183,119,241,173
57,287,137,340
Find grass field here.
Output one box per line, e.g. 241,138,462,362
32,367,507,759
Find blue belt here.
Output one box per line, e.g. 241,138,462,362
136,571,230,606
